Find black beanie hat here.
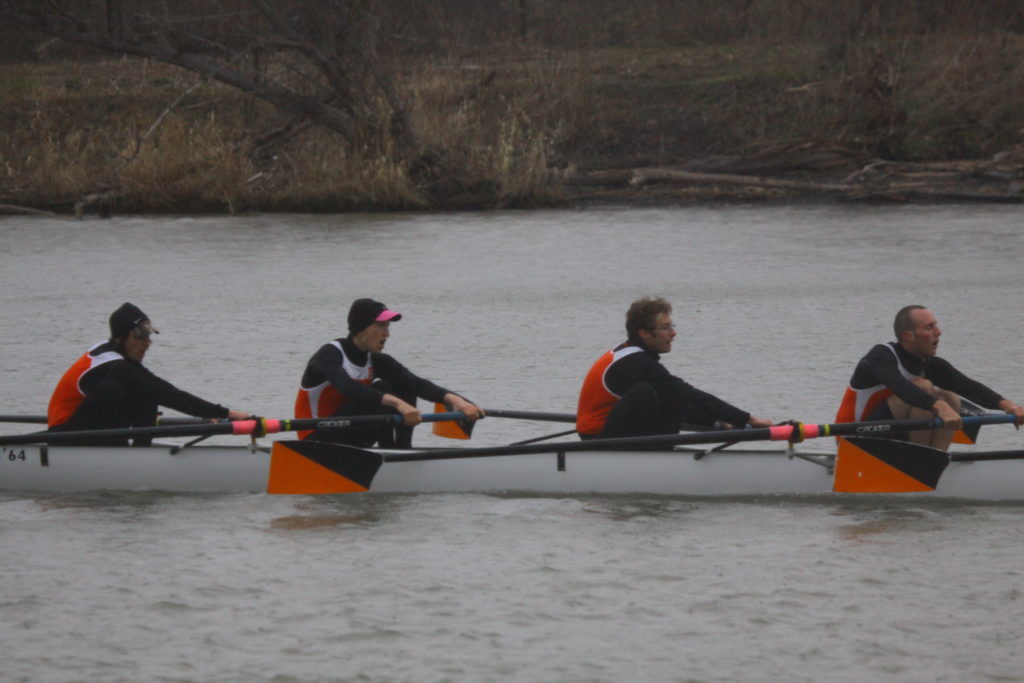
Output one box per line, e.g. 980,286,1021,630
109,302,158,338
347,298,402,336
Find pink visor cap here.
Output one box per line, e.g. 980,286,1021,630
348,298,402,335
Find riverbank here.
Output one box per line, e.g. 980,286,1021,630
2,35,1023,215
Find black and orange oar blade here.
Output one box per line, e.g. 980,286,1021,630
267,440,383,494
953,398,987,444
432,402,473,440
953,403,986,444
952,427,980,445
833,437,949,493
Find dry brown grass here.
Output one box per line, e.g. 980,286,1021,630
2,26,1023,212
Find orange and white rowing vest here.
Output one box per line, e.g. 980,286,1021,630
576,346,643,436
294,341,373,439
835,343,920,423
47,342,124,427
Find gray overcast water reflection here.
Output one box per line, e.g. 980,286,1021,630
2,204,1024,682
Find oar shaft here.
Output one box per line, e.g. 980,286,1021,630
385,428,777,462
478,409,742,431
0,415,217,426
0,412,466,446
801,413,1014,439
0,422,239,446
951,449,1024,462
384,414,1016,463
483,409,576,423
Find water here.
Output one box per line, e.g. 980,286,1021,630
2,204,1024,681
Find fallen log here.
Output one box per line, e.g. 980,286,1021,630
630,168,852,194
0,203,56,216
563,169,634,187
628,163,1023,202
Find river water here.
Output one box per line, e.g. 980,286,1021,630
2,204,1024,682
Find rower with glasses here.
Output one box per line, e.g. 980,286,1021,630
47,302,251,445
576,296,773,440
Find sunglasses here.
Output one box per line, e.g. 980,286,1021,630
129,322,157,340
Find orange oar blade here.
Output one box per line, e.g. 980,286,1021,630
833,437,949,493
432,402,472,440
952,426,980,445
953,400,985,444
267,440,383,494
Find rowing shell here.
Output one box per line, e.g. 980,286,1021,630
2,440,1022,500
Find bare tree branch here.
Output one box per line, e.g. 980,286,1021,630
123,76,207,162
0,0,434,174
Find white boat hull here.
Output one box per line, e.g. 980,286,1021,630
369,449,835,495
3,440,1023,500
1,443,273,493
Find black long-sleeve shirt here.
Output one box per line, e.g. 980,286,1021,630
849,342,1004,412
605,340,751,427
79,342,229,419
300,337,452,409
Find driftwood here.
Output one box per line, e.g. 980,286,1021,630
671,143,865,176
566,148,1024,202
564,169,635,187
631,169,851,194
0,203,56,216
74,191,119,218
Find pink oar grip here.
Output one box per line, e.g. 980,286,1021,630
768,425,794,441
232,420,258,435
231,419,284,435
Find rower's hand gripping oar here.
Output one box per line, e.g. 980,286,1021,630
270,414,1017,495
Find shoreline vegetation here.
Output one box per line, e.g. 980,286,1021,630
1,1,1023,216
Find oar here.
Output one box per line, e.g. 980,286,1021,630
510,429,578,445
0,415,212,426
0,412,467,446
952,449,1024,462
269,414,1017,494
484,409,575,422
431,403,576,440
431,404,767,441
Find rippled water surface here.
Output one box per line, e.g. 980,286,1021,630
2,205,1024,681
